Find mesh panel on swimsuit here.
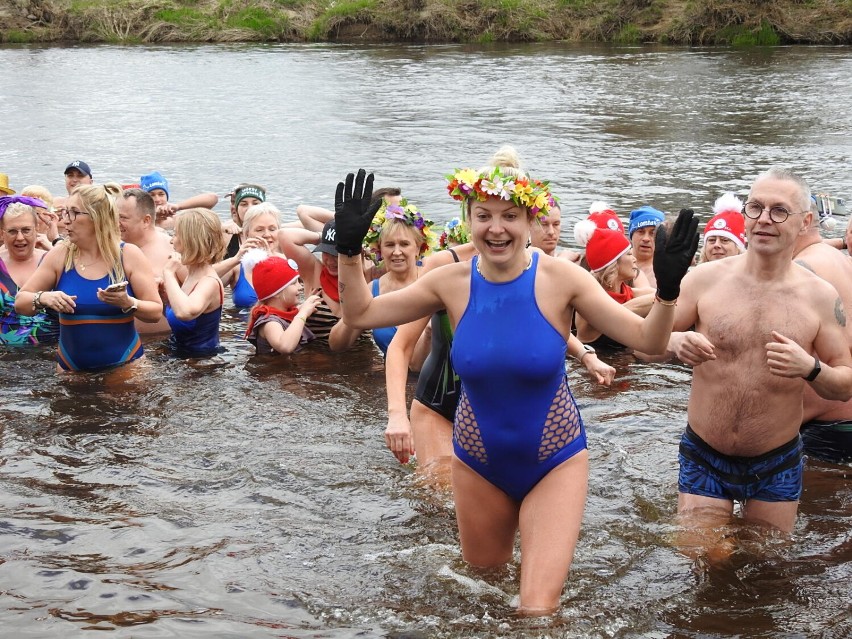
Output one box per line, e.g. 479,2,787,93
454,389,488,465
538,377,583,462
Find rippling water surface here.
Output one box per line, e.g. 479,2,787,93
1,43,851,638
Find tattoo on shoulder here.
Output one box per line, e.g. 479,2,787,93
339,283,346,293
835,297,846,327
795,259,815,273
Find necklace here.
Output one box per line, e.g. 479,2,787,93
74,254,99,272
476,251,533,280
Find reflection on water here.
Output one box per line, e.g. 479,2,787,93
1,43,851,637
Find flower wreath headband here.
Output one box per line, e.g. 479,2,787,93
362,198,438,264
439,217,470,249
446,166,557,222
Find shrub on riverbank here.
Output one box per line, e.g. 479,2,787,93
2,0,851,44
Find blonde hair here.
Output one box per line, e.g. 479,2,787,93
1,202,39,227
20,185,53,209
592,261,621,292
64,183,125,284
468,145,532,219
175,208,225,267
378,220,425,258
241,202,281,239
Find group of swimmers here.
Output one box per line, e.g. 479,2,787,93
1,150,851,615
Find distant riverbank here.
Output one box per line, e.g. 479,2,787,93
2,0,851,45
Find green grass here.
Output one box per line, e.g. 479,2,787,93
2,0,847,44
718,20,781,46
324,0,376,17
4,29,36,43
613,22,641,43
154,7,212,25
307,0,376,40
225,7,288,36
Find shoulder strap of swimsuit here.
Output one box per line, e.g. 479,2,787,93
448,247,460,263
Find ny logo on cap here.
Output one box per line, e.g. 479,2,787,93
71,161,81,167
324,227,336,243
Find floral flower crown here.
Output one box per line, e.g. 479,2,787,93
362,198,437,264
439,217,470,249
446,166,556,222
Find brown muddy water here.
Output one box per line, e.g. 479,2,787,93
1,42,850,638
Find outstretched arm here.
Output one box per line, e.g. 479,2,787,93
335,169,443,329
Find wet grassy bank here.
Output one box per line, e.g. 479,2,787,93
2,0,851,45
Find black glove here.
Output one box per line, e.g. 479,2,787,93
653,208,700,301
334,169,381,257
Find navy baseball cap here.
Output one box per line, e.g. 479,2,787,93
64,160,92,178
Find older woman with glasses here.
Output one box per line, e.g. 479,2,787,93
15,183,162,371
0,196,60,345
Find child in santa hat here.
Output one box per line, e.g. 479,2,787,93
242,249,323,354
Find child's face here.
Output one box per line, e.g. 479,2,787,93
282,279,302,307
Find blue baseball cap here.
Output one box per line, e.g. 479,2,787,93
627,206,665,237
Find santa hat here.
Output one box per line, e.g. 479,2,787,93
587,201,625,234
242,249,300,301
574,219,631,272
704,193,746,250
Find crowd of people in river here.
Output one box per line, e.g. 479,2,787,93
1,149,850,615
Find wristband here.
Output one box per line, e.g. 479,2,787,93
575,344,595,364
804,357,821,382
654,294,677,307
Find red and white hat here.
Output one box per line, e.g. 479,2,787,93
574,219,631,272
587,201,625,234
704,193,746,250
242,249,300,301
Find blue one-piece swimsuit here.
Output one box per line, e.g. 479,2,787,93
451,253,587,501
165,278,224,356
55,268,143,371
370,278,397,356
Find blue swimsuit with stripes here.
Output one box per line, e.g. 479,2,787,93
55,268,143,371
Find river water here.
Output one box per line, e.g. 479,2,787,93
1,43,851,638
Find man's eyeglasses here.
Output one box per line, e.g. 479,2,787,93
61,208,90,222
742,201,801,224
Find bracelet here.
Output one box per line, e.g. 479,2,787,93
33,290,45,312
51,236,64,246
294,315,306,323
339,256,361,265
654,295,677,307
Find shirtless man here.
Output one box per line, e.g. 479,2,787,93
529,203,579,262
119,189,173,334
793,216,852,463
627,205,665,287
669,167,852,535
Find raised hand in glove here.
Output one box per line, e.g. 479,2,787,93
334,169,382,257
653,208,700,302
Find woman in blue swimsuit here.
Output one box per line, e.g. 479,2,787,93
162,208,226,357
15,183,163,372
333,150,698,615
